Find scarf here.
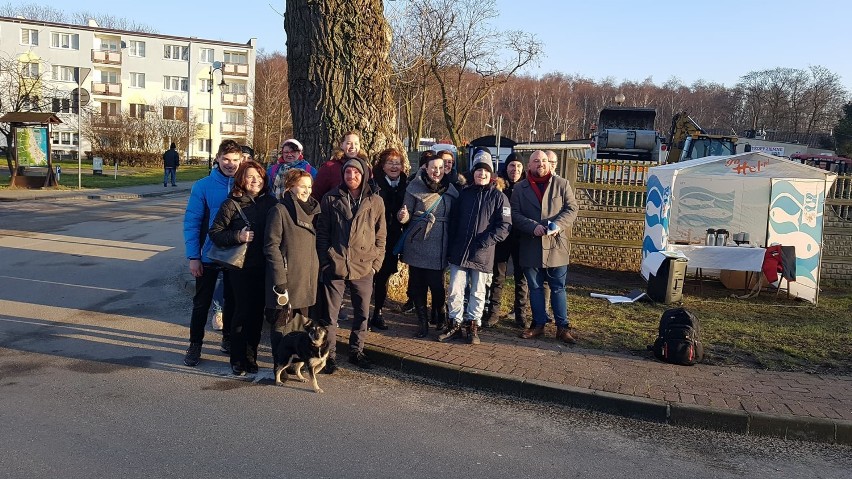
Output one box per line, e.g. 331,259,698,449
421,169,448,194
528,172,551,204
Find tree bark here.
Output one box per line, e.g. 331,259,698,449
285,0,401,165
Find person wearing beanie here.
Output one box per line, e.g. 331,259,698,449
438,152,511,345
268,138,316,200
316,156,386,370
511,150,578,344
163,142,179,187
484,152,529,328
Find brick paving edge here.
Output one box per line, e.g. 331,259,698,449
348,340,852,446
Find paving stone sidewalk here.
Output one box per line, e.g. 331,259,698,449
338,309,852,445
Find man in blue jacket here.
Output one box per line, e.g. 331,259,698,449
438,151,511,345
182,140,243,367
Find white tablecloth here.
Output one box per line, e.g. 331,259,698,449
666,245,765,272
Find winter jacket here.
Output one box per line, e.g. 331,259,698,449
312,151,369,201
264,191,321,310
316,159,387,281
510,174,578,268
494,166,525,263
399,172,459,270
373,173,408,255
208,192,278,270
183,168,235,263
268,159,316,199
447,183,512,273
163,148,180,169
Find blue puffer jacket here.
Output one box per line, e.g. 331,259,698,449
183,168,235,263
447,183,512,273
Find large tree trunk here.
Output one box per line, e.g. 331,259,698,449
285,0,401,165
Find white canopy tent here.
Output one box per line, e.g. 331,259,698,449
643,152,837,303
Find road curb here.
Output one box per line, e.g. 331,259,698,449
0,187,189,202
354,340,852,445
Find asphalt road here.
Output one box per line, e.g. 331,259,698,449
0,194,849,478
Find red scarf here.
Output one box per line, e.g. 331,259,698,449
528,173,552,203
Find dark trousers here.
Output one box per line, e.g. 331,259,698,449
490,245,528,315
268,307,309,368
228,266,265,368
409,266,445,312
189,264,233,344
373,253,398,313
323,274,374,358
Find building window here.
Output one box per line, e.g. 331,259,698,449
224,111,245,125
130,72,145,88
129,103,149,118
51,32,80,50
129,40,146,57
100,70,119,84
200,78,212,92
163,106,188,121
223,51,248,65
52,65,75,82
199,109,212,124
226,82,247,95
99,39,120,51
51,132,79,146
163,44,189,61
200,48,214,63
52,98,72,113
198,138,212,153
163,76,188,92
100,101,120,116
21,28,39,46
22,62,39,78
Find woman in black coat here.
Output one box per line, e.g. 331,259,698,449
370,148,408,330
209,160,278,376
263,169,322,364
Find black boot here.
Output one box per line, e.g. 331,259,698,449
429,305,438,325
469,322,481,345
414,306,429,338
434,309,447,333
369,310,388,331
437,322,464,342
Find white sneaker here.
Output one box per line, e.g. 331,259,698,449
212,310,224,331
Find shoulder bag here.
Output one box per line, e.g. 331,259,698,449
208,201,251,270
392,193,444,256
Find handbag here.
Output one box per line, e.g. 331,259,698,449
392,193,444,255
208,201,251,270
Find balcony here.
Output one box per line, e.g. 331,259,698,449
92,82,122,96
223,63,249,77
221,92,248,106
92,49,122,65
221,122,247,135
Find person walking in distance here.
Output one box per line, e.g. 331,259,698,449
510,150,579,343
316,157,386,369
163,142,179,187
182,140,244,366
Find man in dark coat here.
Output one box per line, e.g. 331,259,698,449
510,150,578,344
163,142,179,187
316,158,387,369
438,150,511,345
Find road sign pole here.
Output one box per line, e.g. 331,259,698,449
74,67,91,190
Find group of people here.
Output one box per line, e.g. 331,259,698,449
181,132,578,377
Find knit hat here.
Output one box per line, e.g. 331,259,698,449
282,139,303,151
343,158,365,176
471,150,493,174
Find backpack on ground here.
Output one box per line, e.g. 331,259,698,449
650,307,704,366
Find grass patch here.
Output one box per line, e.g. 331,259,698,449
1,162,210,189
389,263,852,374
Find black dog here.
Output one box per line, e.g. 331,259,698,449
273,323,330,393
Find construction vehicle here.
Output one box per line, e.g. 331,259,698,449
667,112,737,163
589,107,665,163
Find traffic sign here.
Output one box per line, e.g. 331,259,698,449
71,88,91,107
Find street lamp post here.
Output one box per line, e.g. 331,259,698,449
207,61,226,171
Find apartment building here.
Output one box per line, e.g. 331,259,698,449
0,15,255,162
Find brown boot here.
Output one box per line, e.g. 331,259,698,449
556,327,576,344
520,325,545,339
468,322,480,345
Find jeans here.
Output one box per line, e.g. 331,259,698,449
163,167,176,186
447,264,489,326
323,274,374,357
524,265,568,328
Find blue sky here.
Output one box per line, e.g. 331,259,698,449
22,0,852,91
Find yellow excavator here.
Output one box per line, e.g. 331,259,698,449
667,112,737,163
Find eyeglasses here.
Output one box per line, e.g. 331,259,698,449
385,161,402,167
281,150,299,155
